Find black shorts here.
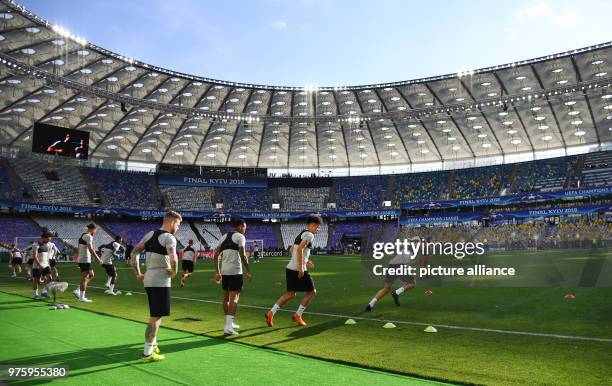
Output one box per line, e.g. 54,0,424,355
102,264,116,276
27,258,33,266
221,274,243,292
32,267,51,278
182,260,194,273
145,287,171,317
286,268,315,292
385,264,415,285
78,263,92,273
253,251,260,257
49,259,57,268
11,257,23,265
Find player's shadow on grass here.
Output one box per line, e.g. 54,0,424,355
260,319,346,347
5,335,228,383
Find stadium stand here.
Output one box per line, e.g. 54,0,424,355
280,222,328,249
394,171,447,203
219,188,271,211
449,164,514,199
335,176,388,210
278,187,329,211
580,151,612,187
192,221,224,249
223,222,279,250
0,214,47,249
9,158,92,205
101,219,158,247
85,168,158,209
511,157,574,193
32,215,114,249
160,185,215,210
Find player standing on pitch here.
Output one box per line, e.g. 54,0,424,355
265,215,322,327
100,235,122,295
31,231,56,300
73,224,102,303
130,211,181,362
214,218,253,336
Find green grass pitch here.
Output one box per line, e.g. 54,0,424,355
0,250,611,385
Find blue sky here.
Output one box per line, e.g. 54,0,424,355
19,0,612,87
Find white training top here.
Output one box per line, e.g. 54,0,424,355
286,231,315,271
182,246,196,262
100,241,121,265
11,248,22,258
77,233,94,263
33,241,57,269
218,232,246,275
140,230,177,288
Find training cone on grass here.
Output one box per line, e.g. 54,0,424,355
125,292,132,296
564,293,575,299
424,326,437,333
382,322,396,329
425,290,433,295
345,319,356,325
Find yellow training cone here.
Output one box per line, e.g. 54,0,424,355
345,319,356,325
424,326,437,333
383,322,396,329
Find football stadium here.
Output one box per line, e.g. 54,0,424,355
0,1,611,385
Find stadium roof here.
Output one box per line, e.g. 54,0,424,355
0,0,610,172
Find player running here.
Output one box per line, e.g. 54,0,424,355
265,215,322,327
365,236,426,311
31,231,56,300
73,223,102,303
180,239,197,287
130,211,182,363
100,236,122,295
213,218,253,336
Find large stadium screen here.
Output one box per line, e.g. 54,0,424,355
32,122,90,160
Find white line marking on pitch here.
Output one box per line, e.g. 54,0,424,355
5,276,610,343
80,283,612,344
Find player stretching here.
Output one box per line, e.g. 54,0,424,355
73,224,102,303
365,236,425,311
47,241,61,281
24,241,36,281
265,215,322,327
131,211,181,363
32,231,56,300
100,236,122,295
213,218,252,336
2,243,23,277
180,239,197,287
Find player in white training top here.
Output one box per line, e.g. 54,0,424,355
72,223,102,302
213,218,253,336
180,239,197,287
100,235,122,295
265,215,322,327
130,211,181,363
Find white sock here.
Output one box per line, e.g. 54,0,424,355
143,341,154,356
395,287,406,295
225,315,234,329
368,297,378,308
80,290,85,300
34,289,39,296
152,337,157,346
109,284,115,292
270,304,280,315
296,304,306,316
106,277,111,285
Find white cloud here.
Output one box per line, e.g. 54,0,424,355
271,20,288,29
515,2,552,19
